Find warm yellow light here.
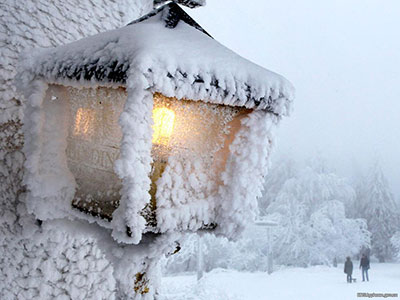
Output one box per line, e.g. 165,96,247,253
152,107,175,145
73,107,95,136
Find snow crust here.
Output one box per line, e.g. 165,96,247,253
0,221,116,300
1,212,185,300
160,263,400,300
156,156,217,232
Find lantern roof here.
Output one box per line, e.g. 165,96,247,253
19,2,294,115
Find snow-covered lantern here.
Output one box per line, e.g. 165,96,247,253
18,2,294,244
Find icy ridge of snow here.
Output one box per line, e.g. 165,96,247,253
112,68,154,244
216,111,278,239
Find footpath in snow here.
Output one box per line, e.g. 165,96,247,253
160,263,400,300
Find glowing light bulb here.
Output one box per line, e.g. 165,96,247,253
73,108,95,136
152,107,175,145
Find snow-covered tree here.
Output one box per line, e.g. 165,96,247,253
164,163,373,272
164,225,274,274
308,200,370,264
354,160,399,262
391,231,400,261
258,156,297,215
266,165,370,266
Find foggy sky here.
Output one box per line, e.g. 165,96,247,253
186,0,400,198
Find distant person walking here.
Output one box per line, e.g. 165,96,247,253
360,254,370,282
344,257,353,283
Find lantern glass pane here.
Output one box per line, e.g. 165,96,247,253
66,87,125,220
149,94,250,230
64,87,250,226
152,93,247,182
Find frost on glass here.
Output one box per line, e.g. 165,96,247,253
65,88,249,229
150,94,251,230
65,87,125,221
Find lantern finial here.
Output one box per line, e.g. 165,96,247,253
153,0,206,9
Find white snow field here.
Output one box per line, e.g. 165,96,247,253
160,263,400,300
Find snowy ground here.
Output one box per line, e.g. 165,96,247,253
160,263,400,300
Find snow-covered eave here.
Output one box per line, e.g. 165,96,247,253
17,0,295,116
19,58,293,116
143,66,292,115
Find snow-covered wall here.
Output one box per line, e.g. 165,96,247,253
0,1,152,299
1,223,116,299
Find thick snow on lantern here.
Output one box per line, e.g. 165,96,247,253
146,94,250,228
18,2,294,244
64,88,249,227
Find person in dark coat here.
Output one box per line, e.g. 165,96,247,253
344,257,353,283
360,254,370,281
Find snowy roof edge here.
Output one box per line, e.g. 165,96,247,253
17,3,295,116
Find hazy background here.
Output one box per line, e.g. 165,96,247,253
185,0,400,198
